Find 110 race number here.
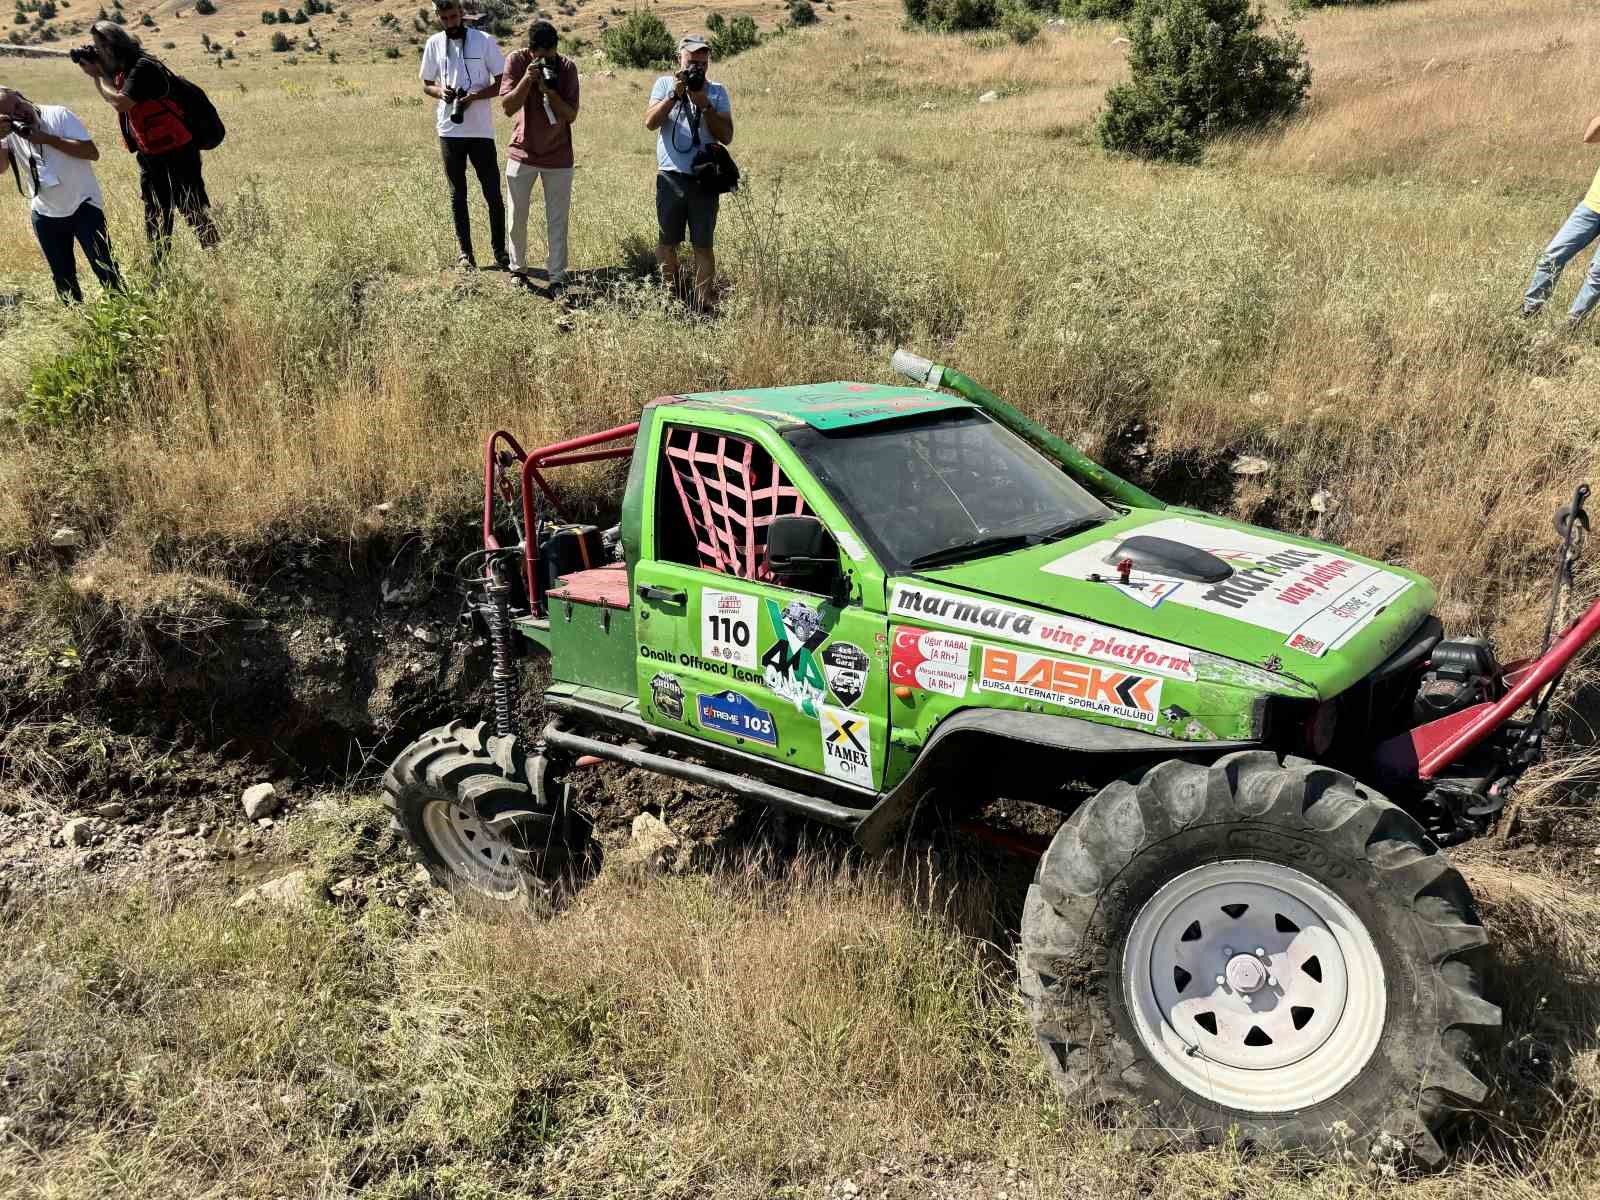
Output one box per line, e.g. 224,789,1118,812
702,590,759,669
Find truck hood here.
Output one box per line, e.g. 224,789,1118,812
904,508,1435,699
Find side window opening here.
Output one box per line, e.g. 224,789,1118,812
657,425,811,582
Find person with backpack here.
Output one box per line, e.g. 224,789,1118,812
0,86,122,303
75,22,222,259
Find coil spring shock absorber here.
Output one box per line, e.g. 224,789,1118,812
484,557,520,742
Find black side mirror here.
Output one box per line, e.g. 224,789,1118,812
768,515,851,603
768,515,836,571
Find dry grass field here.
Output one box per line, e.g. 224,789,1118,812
6,0,1600,1196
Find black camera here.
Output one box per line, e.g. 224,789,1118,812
68,44,98,66
678,63,706,93
448,87,467,124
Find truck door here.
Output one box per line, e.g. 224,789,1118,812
633,419,887,794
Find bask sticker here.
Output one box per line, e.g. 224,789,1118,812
976,647,1161,726
821,642,870,708
819,704,873,787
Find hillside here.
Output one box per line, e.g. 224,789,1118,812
4,0,1600,1195
6,0,888,67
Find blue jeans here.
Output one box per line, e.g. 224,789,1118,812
30,199,122,305
1524,202,1600,322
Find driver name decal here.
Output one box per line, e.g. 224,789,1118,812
977,647,1161,726
889,584,1195,680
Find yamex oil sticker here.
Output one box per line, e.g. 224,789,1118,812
890,583,1195,680
889,626,971,696
976,646,1161,726
702,589,758,669
1041,518,1413,658
819,704,873,787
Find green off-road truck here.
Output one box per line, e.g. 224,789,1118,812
386,349,1600,1164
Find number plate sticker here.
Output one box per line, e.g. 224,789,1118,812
702,589,758,669
696,690,779,746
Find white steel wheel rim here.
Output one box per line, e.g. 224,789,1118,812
1121,859,1386,1113
422,798,523,900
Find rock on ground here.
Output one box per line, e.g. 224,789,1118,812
241,783,279,820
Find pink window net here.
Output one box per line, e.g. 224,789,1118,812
664,426,810,581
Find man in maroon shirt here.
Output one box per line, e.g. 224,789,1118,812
500,21,579,291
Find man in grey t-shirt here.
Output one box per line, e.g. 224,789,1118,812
643,33,732,311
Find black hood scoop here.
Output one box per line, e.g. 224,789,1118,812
1104,535,1234,583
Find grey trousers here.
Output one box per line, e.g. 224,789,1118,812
505,161,574,282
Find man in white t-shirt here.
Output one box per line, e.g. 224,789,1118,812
0,87,121,303
420,0,507,271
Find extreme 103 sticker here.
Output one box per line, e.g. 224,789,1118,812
696,690,779,746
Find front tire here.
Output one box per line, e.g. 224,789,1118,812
1019,751,1500,1165
383,720,591,902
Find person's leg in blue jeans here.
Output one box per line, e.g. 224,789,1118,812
30,208,83,303
71,201,122,294
1524,202,1600,315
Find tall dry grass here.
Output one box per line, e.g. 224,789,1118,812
2,0,1600,656
2,822,1600,1198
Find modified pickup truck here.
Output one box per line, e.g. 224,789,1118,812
386,349,1600,1164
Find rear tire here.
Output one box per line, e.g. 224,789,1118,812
383,720,592,902
1019,751,1500,1165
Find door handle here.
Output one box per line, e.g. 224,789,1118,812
637,584,687,605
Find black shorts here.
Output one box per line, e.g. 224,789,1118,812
656,171,719,249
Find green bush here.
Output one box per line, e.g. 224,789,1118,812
194,0,215,12
19,292,162,433
383,43,399,57
904,0,997,31
269,27,289,47
787,0,816,24
1001,0,1039,41
292,7,306,20
1098,0,1309,162
276,4,288,17
599,9,672,68
260,7,273,18
705,11,758,57
1059,0,1130,16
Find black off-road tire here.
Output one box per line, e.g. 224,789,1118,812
1020,751,1500,1166
383,720,592,901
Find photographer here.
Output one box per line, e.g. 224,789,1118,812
500,20,579,290
1,86,121,303
74,22,219,259
1522,113,1600,327
644,33,733,312
421,0,507,271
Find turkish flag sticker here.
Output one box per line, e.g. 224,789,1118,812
889,626,971,697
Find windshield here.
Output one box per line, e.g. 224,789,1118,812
788,410,1114,570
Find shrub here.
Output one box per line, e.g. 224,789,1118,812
269,27,288,47
1098,0,1310,162
905,0,996,30
19,292,162,433
1059,0,1130,16
194,0,215,12
383,43,399,56
787,0,816,23
260,7,273,18
38,0,56,15
705,11,758,58
599,9,671,68
292,7,305,20
1001,0,1039,41
276,4,288,17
